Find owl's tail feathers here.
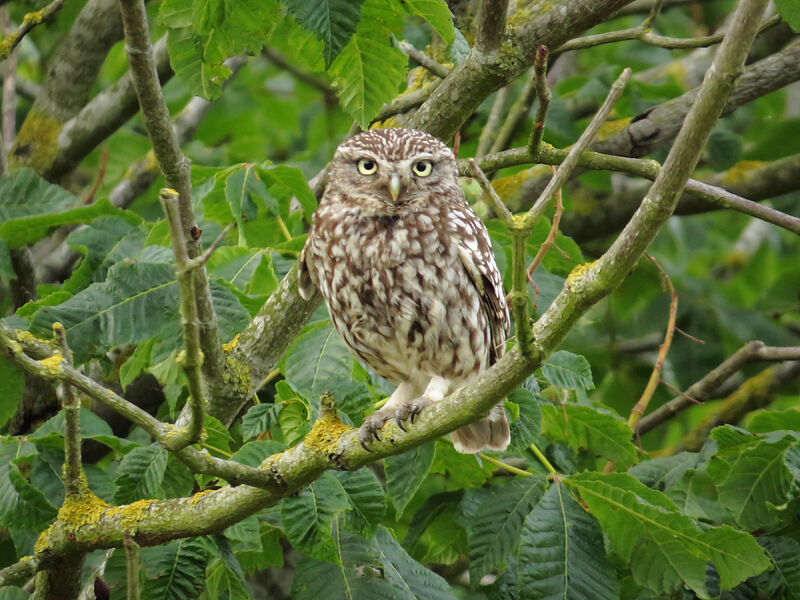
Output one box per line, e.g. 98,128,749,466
451,404,510,454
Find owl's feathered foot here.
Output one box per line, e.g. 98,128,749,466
358,397,433,451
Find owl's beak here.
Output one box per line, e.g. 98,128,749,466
389,173,402,201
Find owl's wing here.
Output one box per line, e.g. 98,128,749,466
451,209,510,363
297,242,317,300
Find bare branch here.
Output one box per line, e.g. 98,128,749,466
467,158,513,224
474,0,509,54
476,87,509,158
398,40,451,79
637,342,800,436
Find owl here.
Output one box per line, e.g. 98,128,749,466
298,128,510,454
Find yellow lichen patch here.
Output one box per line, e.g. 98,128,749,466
34,528,51,553
58,487,111,529
594,117,632,142
223,352,252,395
304,414,350,453
106,499,156,531
222,334,240,353
566,261,595,287
39,353,63,374
10,108,62,173
15,330,42,345
719,160,765,185
190,489,218,506
22,9,45,26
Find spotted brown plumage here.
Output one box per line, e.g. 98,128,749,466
298,128,510,453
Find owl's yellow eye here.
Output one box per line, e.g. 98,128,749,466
412,160,432,176
357,158,377,175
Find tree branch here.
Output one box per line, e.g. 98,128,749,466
637,343,800,436
474,0,509,55
119,0,225,391
0,0,67,62
397,40,451,79
672,360,800,452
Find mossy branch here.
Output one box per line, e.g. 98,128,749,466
0,0,66,62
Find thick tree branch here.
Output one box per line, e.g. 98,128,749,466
397,40,451,79
11,0,125,175
409,0,635,139
47,35,174,181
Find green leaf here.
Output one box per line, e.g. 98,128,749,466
291,526,404,599
114,444,169,504
747,409,800,434
709,434,800,531
201,415,234,458
402,0,454,44
0,461,58,530
283,0,365,67
518,481,620,600
466,475,548,582
30,261,249,363
281,472,351,563
203,556,252,600
207,247,266,291
385,442,435,516
541,404,636,466
159,0,192,27
760,535,800,597
506,387,542,454
29,407,134,453
330,32,407,129
541,351,594,390
333,469,387,537
0,355,24,430
142,537,208,600
373,526,456,600
0,169,122,248
257,164,317,222
283,321,370,419
63,214,146,292
167,26,231,100
230,440,286,467
567,472,770,597
239,403,281,441
775,0,800,32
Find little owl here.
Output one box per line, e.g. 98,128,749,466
298,128,510,453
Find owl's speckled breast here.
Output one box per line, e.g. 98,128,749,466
307,202,491,385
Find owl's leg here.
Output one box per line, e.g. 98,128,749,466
393,375,450,428
359,381,417,450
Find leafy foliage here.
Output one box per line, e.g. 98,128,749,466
1,0,799,599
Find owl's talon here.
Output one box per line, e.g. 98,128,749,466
395,415,407,431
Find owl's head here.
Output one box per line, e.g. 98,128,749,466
326,128,460,216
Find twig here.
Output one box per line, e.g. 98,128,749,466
529,441,558,477
627,254,678,431
53,322,84,498
0,553,43,588
490,67,538,155
637,342,800,436
83,149,108,204
124,533,140,600
526,67,631,224
0,0,67,62
463,146,800,237
397,40,451,79
159,189,207,449
526,166,566,311
555,12,780,54
672,361,800,452
467,158,513,224
263,47,336,102
1,5,15,167
119,0,226,392
476,87,509,158
528,46,551,154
